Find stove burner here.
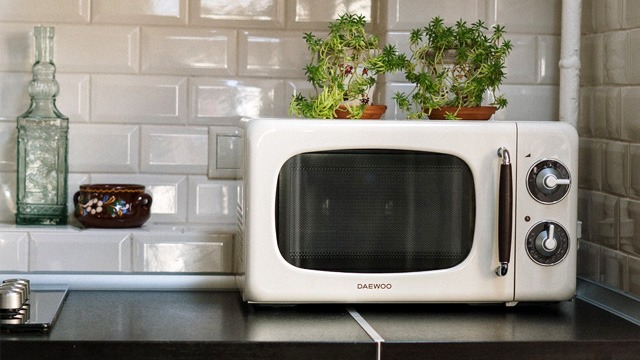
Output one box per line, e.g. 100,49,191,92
0,279,68,332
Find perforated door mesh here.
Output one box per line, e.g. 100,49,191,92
277,150,475,273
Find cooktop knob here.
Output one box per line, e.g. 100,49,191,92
527,159,571,204
526,221,569,266
0,288,24,311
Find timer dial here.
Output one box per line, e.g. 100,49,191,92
526,221,569,266
527,159,571,204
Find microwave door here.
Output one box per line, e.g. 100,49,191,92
276,149,475,274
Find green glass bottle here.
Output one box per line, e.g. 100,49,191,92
16,26,69,225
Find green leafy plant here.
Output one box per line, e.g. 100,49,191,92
289,13,406,119
393,17,512,119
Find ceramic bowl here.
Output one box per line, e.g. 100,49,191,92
73,184,152,228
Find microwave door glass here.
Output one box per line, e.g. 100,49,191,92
276,150,475,273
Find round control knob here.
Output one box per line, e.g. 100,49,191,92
526,221,569,266
527,160,571,204
534,223,558,255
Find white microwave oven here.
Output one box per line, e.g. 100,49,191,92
236,118,578,305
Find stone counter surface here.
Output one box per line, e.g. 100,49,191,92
2,284,640,360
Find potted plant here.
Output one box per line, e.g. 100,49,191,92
393,17,512,120
289,13,406,119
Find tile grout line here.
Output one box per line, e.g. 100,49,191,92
346,307,384,360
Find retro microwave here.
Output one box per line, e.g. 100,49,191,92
235,119,578,305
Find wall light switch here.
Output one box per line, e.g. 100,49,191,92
208,126,244,179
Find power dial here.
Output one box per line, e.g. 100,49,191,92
526,221,569,266
527,159,571,204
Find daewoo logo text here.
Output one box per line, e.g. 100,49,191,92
357,283,392,290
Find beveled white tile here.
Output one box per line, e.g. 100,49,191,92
0,232,28,271
495,0,561,34
386,0,485,31
0,73,29,119
620,199,640,255
603,31,629,85
55,25,140,74
493,85,559,121
92,75,188,124
602,141,629,196
188,177,239,224
599,248,627,290
585,34,604,86
621,86,640,141
239,31,308,78
630,145,640,199
0,122,16,172
289,0,373,29
0,172,16,223
578,87,594,137
537,35,560,84
141,27,236,76
285,79,315,103
0,25,34,72
190,0,285,28
57,74,90,123
0,73,85,123
590,192,619,248
208,126,244,179
0,0,89,24
578,138,602,191
626,0,640,29
503,35,536,84
92,0,187,25
190,78,286,124
594,0,623,32
132,232,233,272
629,256,640,297
629,29,640,84
577,240,600,282
141,126,208,174
582,0,595,34
30,232,132,272
68,124,140,173
89,174,188,223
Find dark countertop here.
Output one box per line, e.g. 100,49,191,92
2,281,640,360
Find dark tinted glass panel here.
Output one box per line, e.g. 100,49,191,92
277,150,475,273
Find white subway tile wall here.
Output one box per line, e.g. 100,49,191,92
579,0,640,299
0,0,563,280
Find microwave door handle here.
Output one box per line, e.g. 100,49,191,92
496,147,513,277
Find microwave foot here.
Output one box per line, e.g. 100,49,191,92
504,301,519,307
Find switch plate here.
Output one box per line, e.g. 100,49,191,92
208,126,244,179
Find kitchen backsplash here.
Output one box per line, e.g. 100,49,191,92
0,0,566,286
578,0,640,299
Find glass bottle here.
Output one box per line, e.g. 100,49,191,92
16,26,68,225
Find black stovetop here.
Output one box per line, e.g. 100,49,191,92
1,282,68,332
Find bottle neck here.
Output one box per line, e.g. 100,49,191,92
29,26,59,101
34,26,54,64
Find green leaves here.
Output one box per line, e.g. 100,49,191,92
396,16,512,119
290,13,405,119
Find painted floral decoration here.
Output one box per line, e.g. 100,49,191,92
78,195,130,217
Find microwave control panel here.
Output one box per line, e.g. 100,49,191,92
524,159,572,266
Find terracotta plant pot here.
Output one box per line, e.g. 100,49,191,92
74,184,152,228
334,105,387,119
427,106,497,120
